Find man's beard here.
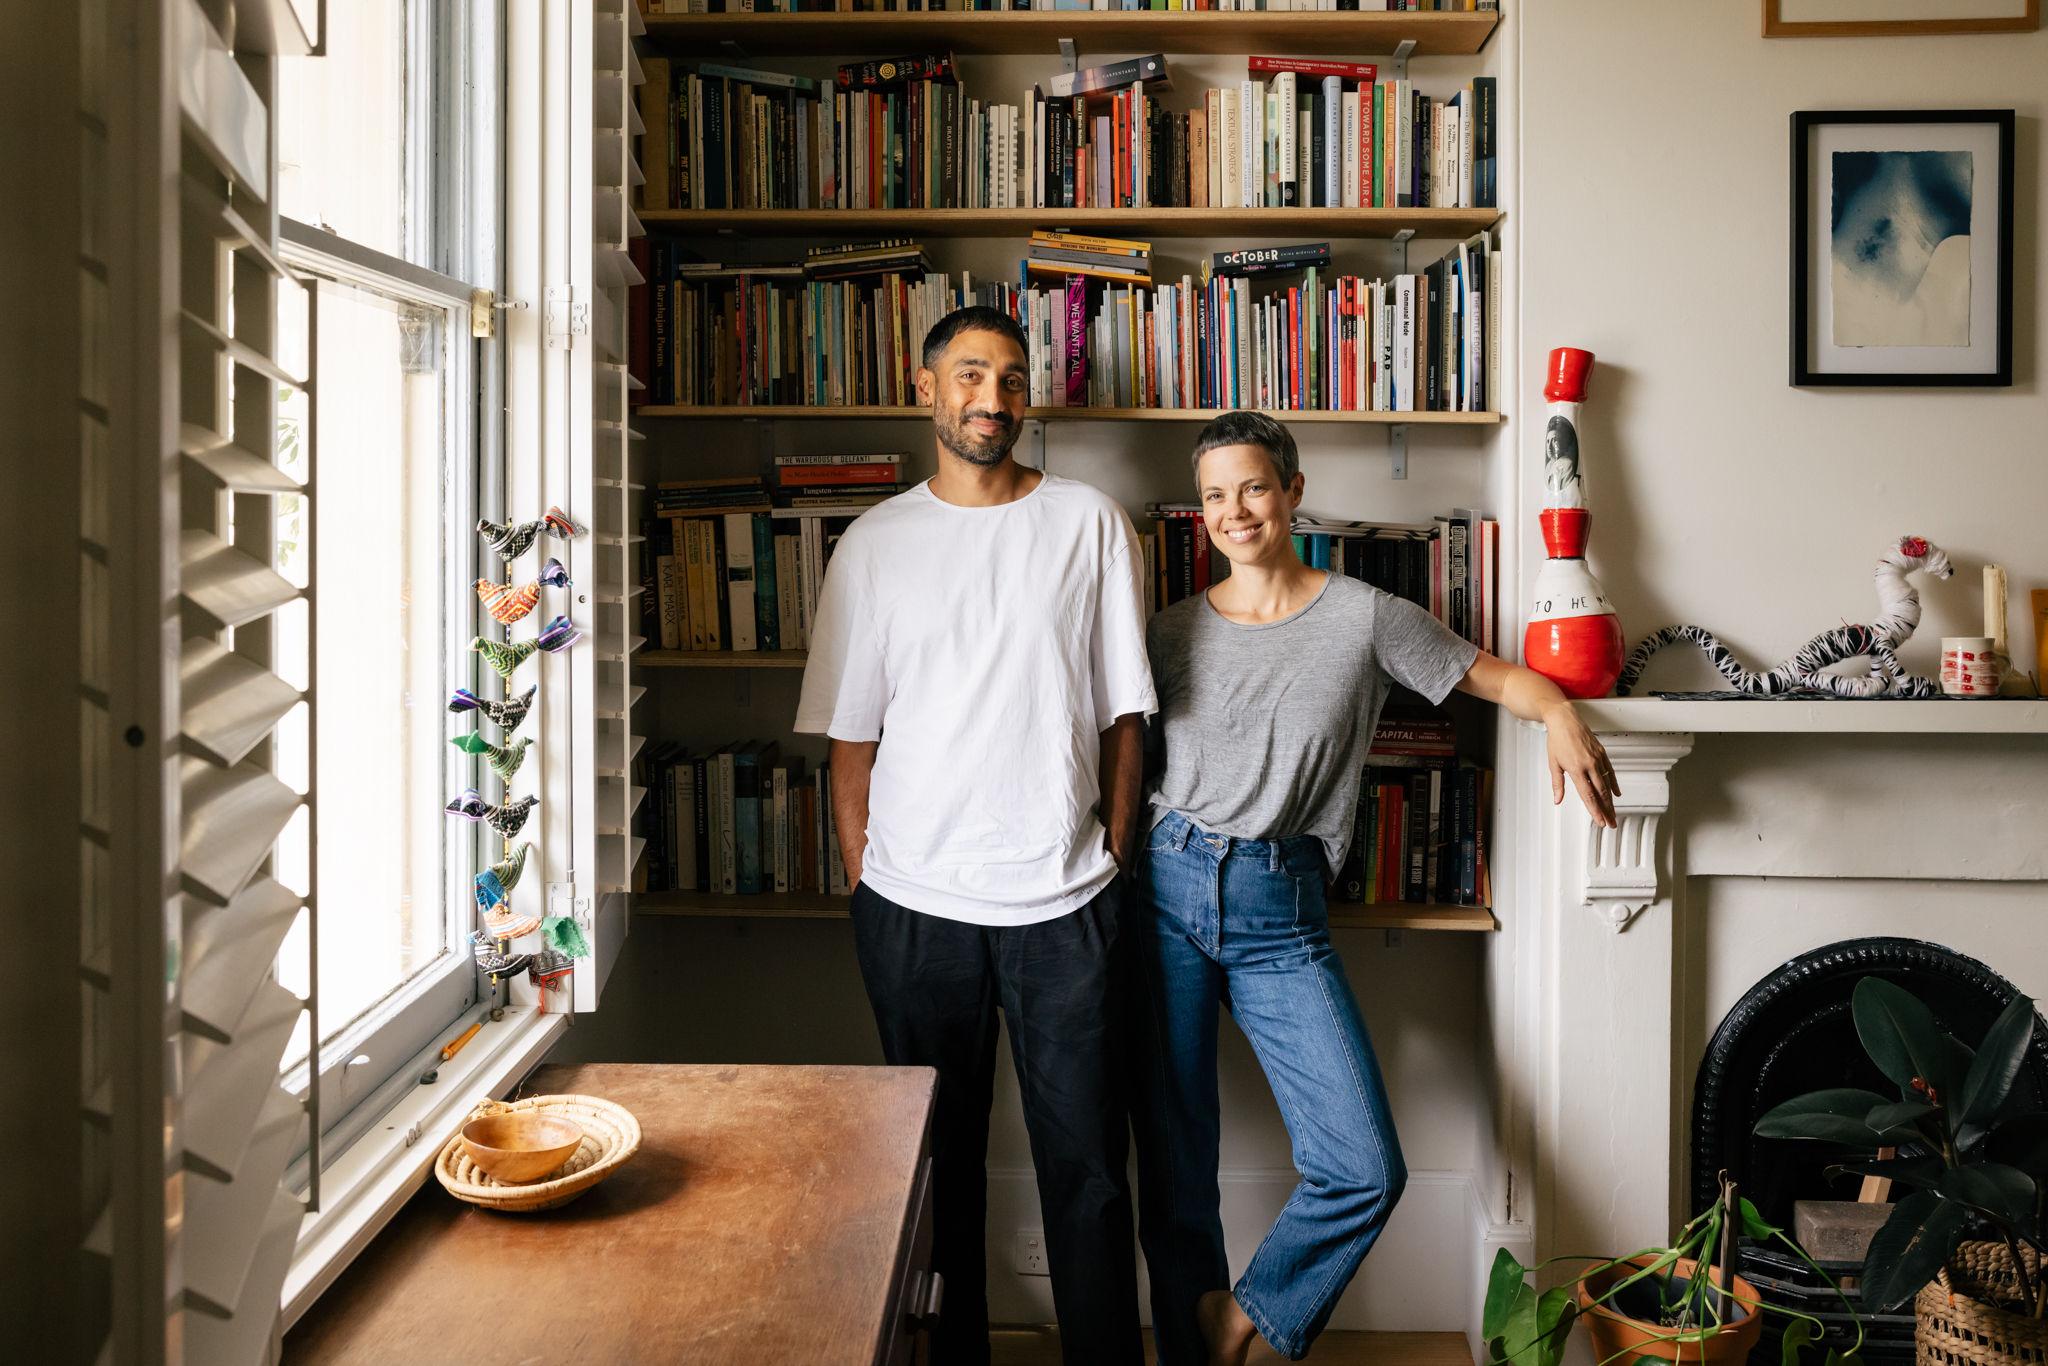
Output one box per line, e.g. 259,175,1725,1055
934,402,1019,467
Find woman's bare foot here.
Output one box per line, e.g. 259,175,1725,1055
1195,1289,1258,1366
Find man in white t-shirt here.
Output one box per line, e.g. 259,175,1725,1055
796,306,1155,1366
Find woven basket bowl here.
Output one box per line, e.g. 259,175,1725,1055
1916,1240,2048,1366
434,1094,641,1213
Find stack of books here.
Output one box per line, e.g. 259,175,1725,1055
1141,505,1498,655
1026,230,1152,286
774,453,907,509
1332,714,1491,908
636,744,851,900
805,240,932,281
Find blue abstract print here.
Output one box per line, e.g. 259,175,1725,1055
1830,149,1972,347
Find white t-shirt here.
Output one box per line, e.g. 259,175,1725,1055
794,472,1156,926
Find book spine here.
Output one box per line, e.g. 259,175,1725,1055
723,512,758,649
676,757,698,891
734,754,761,894
751,513,779,650
772,764,789,893
692,756,711,890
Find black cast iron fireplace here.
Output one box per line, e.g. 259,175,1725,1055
1690,937,2048,1363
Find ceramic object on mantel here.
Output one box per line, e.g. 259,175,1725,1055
1524,347,1625,699
1574,1255,1765,1364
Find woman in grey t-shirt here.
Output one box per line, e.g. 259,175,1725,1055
1131,412,1617,1366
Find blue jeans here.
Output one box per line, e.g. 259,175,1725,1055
1129,810,1407,1363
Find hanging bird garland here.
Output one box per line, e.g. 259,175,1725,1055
452,732,535,781
444,788,539,838
1615,536,1952,698
478,506,584,562
476,557,570,625
473,842,532,914
447,684,536,733
471,615,584,678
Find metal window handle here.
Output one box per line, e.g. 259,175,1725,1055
903,1270,944,1334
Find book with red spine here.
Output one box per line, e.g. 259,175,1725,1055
776,464,900,486
1248,57,1378,83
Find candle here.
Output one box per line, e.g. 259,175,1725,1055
1985,565,2009,655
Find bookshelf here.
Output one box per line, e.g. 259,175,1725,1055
636,889,1498,931
639,206,1500,238
643,10,1499,58
642,648,811,668
641,405,1503,423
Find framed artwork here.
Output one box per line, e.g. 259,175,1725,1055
1765,0,2039,39
1790,110,2015,387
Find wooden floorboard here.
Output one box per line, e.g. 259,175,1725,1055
989,1327,1473,1365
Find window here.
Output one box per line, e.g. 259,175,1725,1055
271,0,503,1152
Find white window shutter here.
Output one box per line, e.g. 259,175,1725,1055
531,0,646,1014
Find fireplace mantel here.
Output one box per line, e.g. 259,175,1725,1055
1492,695,2048,1359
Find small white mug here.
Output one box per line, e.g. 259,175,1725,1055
1941,637,1999,697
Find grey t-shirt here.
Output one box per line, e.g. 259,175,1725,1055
1145,573,1479,873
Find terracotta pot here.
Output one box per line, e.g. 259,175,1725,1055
1574,1255,1765,1364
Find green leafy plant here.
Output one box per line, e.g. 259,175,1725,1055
1755,977,2044,1317
1480,1184,1861,1366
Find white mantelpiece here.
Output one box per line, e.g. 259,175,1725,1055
1496,698,2048,1363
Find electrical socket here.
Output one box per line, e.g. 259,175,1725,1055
1014,1229,1049,1277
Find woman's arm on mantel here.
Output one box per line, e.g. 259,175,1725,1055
1455,653,1620,828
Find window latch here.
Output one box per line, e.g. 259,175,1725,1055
546,286,587,349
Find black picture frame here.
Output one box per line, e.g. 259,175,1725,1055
1790,109,2014,387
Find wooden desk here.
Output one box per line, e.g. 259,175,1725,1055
286,1063,938,1366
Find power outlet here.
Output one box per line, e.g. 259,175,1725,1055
1014,1229,1049,1277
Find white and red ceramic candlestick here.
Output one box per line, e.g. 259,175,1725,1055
1523,347,1625,698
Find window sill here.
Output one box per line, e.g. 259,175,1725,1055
279,1005,568,1329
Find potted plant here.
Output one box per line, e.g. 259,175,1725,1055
1480,1175,1860,1365
1756,978,2048,1362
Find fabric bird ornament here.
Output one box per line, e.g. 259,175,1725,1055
473,841,532,914
444,788,539,838
479,506,584,562
452,732,535,781
471,615,584,677
447,684,536,733
471,929,531,977
476,558,570,625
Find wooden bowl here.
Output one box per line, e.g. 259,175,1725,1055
459,1111,586,1184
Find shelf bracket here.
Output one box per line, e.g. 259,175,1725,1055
1059,38,1077,74
1388,424,1409,481
1386,38,1416,83
719,39,750,63
1024,418,1046,471
1391,226,1414,276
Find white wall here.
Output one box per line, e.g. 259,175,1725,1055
1517,5,2046,691
1504,11,2048,1349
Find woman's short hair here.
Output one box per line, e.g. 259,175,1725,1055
1190,410,1299,490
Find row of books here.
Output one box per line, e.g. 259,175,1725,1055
646,498,873,652
1338,759,1492,905
635,744,850,897
1145,506,1499,653
629,235,1496,414
637,1,1493,15
633,53,1494,211
1017,64,1497,211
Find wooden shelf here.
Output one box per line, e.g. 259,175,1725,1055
642,10,1498,58
640,206,1500,239
636,889,1495,930
640,649,810,668
636,405,1503,424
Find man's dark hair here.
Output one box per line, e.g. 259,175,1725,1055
1190,410,1300,489
921,305,1029,371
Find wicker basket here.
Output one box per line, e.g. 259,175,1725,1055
1916,1241,2048,1366
433,1094,641,1213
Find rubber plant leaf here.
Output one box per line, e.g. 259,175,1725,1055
1755,1088,1898,1144
1858,1188,1966,1313
1824,1155,1947,1191
1853,978,1962,1102
1532,1287,1577,1366
1988,1113,2048,1177
1482,1247,1530,1343
1958,994,2037,1129
1937,1162,2036,1224
1739,1196,1783,1242
1864,1100,1936,1142
1778,1317,1817,1366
